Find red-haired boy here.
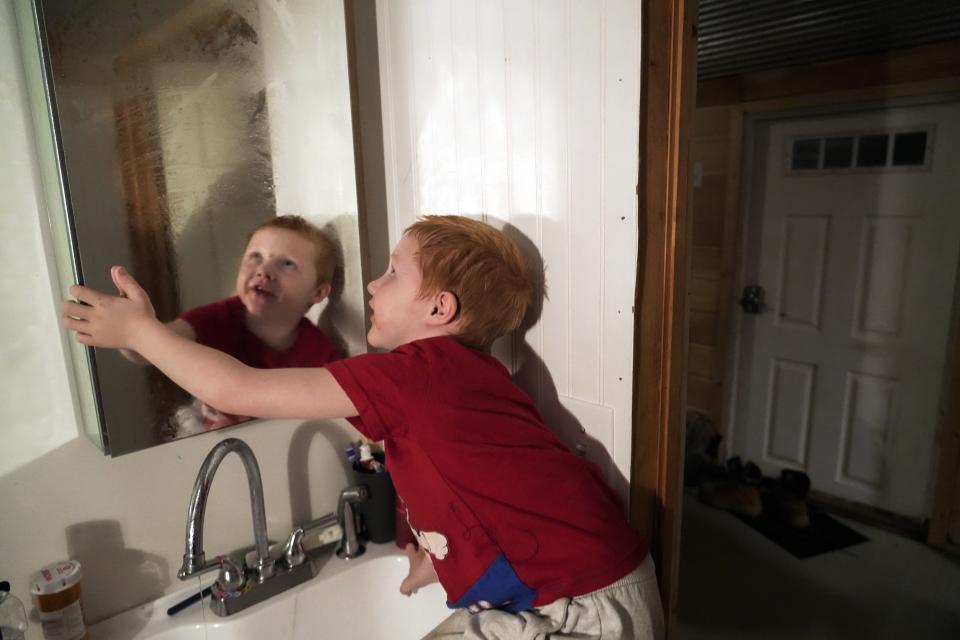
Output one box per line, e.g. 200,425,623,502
64,215,663,639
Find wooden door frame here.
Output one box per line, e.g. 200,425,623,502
631,0,697,634
929,306,960,552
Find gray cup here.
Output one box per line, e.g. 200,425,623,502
351,457,396,543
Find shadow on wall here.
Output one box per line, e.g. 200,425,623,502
1,437,177,628
286,420,356,527
316,215,366,358
66,520,168,627
502,222,628,500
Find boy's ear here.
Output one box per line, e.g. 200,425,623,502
426,290,460,327
312,282,333,304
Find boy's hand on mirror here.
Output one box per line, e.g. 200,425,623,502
110,265,156,316
110,266,157,362
62,266,158,349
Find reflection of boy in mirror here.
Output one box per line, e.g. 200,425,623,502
120,215,343,430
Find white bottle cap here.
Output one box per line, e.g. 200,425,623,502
30,560,82,595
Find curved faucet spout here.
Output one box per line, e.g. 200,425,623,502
178,438,275,583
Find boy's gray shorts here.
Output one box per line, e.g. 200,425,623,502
422,554,664,639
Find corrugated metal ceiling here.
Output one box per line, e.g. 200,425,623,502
697,0,960,80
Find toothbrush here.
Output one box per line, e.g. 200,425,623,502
166,586,212,616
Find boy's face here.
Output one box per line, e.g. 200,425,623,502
366,234,442,350
236,227,330,322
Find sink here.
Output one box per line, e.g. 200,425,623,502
90,544,450,640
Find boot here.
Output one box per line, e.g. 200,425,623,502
772,469,811,528
698,458,762,518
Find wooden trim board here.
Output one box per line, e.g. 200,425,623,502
632,0,697,635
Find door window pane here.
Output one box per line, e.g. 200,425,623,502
792,138,821,170
892,131,927,166
823,137,854,169
856,134,889,167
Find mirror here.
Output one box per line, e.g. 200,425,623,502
33,0,366,455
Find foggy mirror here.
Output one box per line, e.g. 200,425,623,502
35,0,366,455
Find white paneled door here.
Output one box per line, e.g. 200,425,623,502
732,102,960,519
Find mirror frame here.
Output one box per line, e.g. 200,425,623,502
17,0,106,450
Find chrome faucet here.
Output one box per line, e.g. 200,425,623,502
177,438,275,583
176,438,321,616
175,438,369,616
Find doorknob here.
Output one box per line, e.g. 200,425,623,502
740,285,766,314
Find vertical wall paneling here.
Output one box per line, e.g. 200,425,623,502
376,0,412,243
687,105,735,426
602,0,642,483
448,1,483,214
373,0,642,497
474,4,509,220
503,0,543,405
569,0,603,405
536,0,571,403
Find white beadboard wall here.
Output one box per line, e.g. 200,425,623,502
372,0,641,499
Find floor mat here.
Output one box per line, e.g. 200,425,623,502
734,501,869,559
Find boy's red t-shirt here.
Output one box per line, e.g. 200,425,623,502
325,336,647,612
179,296,342,368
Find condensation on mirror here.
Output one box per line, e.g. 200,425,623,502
35,0,364,456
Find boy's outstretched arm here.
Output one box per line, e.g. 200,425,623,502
118,319,195,365
62,266,357,421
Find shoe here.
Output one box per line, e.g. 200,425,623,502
742,461,762,486
771,469,811,528
699,461,763,518
779,469,811,497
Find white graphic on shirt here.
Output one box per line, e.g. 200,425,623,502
414,529,449,560
403,506,449,561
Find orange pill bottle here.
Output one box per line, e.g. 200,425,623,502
29,561,88,640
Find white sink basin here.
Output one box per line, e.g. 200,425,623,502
90,544,451,640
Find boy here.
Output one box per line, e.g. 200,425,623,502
121,215,343,430
63,215,664,639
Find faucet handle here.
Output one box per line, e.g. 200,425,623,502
336,485,369,521
283,527,306,568
216,556,245,594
